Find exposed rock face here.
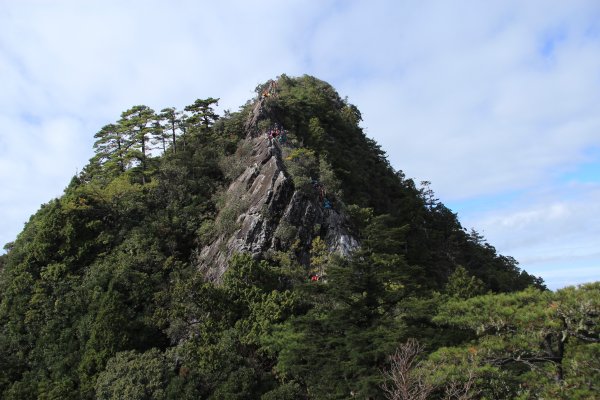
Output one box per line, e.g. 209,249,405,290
244,96,267,136
198,116,359,281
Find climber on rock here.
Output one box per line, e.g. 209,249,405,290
278,131,287,144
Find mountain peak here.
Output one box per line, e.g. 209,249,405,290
197,81,359,280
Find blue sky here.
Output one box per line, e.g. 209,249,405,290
1,0,599,290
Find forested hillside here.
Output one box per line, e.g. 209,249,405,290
0,75,597,399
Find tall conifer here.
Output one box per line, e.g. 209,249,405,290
119,105,156,183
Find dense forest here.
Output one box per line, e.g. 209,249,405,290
0,75,598,399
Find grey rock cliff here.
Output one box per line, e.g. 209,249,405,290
198,99,359,281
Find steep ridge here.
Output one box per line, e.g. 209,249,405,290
198,94,358,281
0,75,550,399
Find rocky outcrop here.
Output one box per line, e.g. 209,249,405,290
244,96,267,136
198,127,359,281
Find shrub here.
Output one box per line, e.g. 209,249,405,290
213,185,250,238
283,148,317,194
219,139,254,181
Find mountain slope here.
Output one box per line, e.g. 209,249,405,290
0,75,545,399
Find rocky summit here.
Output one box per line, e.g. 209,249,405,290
198,98,358,281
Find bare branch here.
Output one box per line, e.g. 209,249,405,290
382,339,435,400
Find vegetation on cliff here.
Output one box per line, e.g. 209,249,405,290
0,75,596,399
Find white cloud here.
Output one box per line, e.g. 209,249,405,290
321,0,600,201
461,184,600,289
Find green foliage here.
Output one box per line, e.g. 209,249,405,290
158,107,182,153
0,94,228,398
95,349,175,400
218,139,253,181
266,75,542,292
0,75,566,399
283,147,318,193
184,97,219,131
260,381,303,400
318,158,342,198
273,219,297,247
92,123,128,176
425,283,600,399
212,186,250,239
307,117,325,149
308,236,329,276
153,253,306,398
383,283,600,399
119,105,156,183
267,215,414,399
421,345,518,400
444,266,487,299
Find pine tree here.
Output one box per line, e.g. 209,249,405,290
119,105,156,183
431,283,600,398
158,107,181,153
184,98,219,132
92,123,129,175
271,214,412,398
